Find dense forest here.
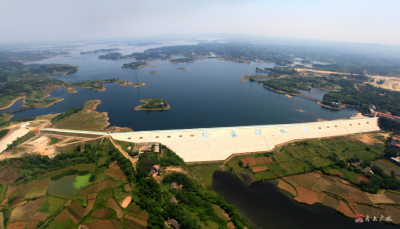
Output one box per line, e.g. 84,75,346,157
122,61,147,69
80,48,119,55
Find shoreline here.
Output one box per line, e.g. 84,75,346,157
0,97,25,110
262,84,344,110
133,83,146,88
134,99,171,111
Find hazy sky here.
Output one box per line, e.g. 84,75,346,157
1,0,399,45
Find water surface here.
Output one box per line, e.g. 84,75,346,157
211,172,396,229
48,175,78,197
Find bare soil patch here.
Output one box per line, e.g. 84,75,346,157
7,221,29,229
99,180,116,191
255,157,266,165
334,181,360,193
282,177,301,188
123,214,147,229
341,192,372,204
0,169,15,183
8,165,18,179
31,212,50,221
212,204,230,220
252,165,269,172
84,200,95,216
106,164,126,181
355,205,386,218
68,202,85,220
241,158,256,166
384,191,400,204
65,199,72,207
80,184,98,195
277,179,297,196
26,186,48,199
385,206,400,223
263,157,274,163
88,193,97,200
356,176,370,184
106,197,123,219
8,198,25,209
365,193,394,204
111,218,122,229
310,178,333,193
292,174,319,189
294,187,320,205
125,184,131,192
87,219,115,229
5,185,16,199
321,195,339,209
336,200,355,218
120,196,131,208
324,185,350,195
91,208,112,218
55,209,75,224
308,172,321,178
29,220,39,229
9,198,44,223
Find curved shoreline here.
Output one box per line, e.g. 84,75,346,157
134,99,171,111
0,97,25,110
262,84,345,110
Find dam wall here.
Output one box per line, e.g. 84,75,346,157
41,118,380,162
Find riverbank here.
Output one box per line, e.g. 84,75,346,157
0,97,25,110
134,99,171,111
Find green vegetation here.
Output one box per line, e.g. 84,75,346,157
0,129,9,139
51,107,83,122
136,99,169,110
189,163,223,187
98,52,124,60
49,137,62,145
122,61,147,69
379,117,400,133
73,174,91,189
80,48,119,55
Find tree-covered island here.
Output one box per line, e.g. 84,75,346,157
135,99,170,111
122,61,147,69
169,58,196,64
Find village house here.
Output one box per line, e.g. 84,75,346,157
168,219,180,229
376,112,400,123
391,137,400,150
170,182,177,189
147,165,160,177
352,160,363,167
362,167,372,174
169,196,178,204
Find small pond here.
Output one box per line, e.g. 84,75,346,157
48,175,80,197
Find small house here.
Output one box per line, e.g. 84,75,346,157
153,165,160,172
351,160,363,167
169,196,177,204
168,219,180,229
362,167,372,174
170,182,177,189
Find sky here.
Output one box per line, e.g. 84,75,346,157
1,0,399,45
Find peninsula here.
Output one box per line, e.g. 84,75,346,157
134,99,170,111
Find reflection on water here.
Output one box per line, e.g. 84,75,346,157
211,172,396,229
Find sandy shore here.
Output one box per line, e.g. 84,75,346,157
0,97,25,110
133,83,146,88
176,68,188,72
145,70,158,74
134,99,171,111
285,94,294,99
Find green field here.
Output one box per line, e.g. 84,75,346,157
189,163,223,187
73,174,91,189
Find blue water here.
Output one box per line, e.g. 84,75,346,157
1,44,357,131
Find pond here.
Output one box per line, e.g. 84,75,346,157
48,175,87,197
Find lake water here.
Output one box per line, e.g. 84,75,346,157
48,175,78,197
211,172,397,229
1,43,357,131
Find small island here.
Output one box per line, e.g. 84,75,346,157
122,61,147,69
145,70,157,74
134,99,170,111
98,52,124,60
176,68,187,72
133,83,145,88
